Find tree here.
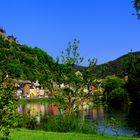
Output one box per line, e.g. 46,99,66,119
0,73,18,139
52,39,97,115
6,61,23,78
123,52,140,103
133,0,140,19
102,75,128,106
124,53,140,134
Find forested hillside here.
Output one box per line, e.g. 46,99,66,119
0,35,54,86
95,51,140,78
0,31,140,85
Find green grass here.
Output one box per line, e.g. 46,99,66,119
18,98,50,105
10,129,140,140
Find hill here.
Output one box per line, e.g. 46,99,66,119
0,34,54,86
0,28,139,83
95,51,140,78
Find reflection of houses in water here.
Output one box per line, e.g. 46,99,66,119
18,104,105,123
48,104,59,116
17,104,59,123
20,104,48,123
85,106,105,120
22,104,47,116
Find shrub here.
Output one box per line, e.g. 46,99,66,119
103,75,128,107
0,78,18,139
107,87,128,106
38,114,98,134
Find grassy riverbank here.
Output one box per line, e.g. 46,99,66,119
18,98,50,105
11,129,139,140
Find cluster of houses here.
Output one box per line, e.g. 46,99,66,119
15,79,100,99
15,80,45,98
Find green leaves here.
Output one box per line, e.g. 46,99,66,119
60,39,83,65
0,77,18,139
133,0,140,19
0,36,55,84
52,39,98,115
103,75,128,106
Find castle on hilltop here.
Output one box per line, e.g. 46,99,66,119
0,27,6,36
0,27,18,43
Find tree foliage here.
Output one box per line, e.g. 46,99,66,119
0,35,54,87
0,74,18,139
52,39,97,115
102,75,128,106
133,0,140,19
123,52,140,103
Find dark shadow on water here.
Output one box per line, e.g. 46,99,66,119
84,105,138,136
127,103,140,136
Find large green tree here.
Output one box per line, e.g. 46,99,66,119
123,52,140,103
123,52,140,133
102,75,128,106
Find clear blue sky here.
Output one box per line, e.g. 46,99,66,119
0,0,140,65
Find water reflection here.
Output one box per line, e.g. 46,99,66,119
18,104,106,122
18,104,59,123
85,106,105,120
128,103,140,136
17,104,137,135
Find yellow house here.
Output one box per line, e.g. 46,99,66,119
29,88,35,97
29,87,45,97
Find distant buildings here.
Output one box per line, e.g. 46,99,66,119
0,27,18,43
14,80,45,98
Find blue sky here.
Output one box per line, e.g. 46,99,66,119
0,0,140,65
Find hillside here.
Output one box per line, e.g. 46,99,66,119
0,30,140,83
0,34,54,86
95,51,140,78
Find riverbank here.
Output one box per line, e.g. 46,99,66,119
11,129,139,140
18,97,50,105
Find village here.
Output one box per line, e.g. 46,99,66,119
15,78,102,99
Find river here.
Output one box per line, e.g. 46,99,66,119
17,103,139,136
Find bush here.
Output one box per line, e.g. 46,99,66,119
0,78,18,139
38,114,79,132
38,114,98,134
17,112,38,129
103,75,128,107
78,120,98,134
107,87,128,106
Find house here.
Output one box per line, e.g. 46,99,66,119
20,81,31,97
17,88,22,98
28,80,45,97
14,79,46,98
